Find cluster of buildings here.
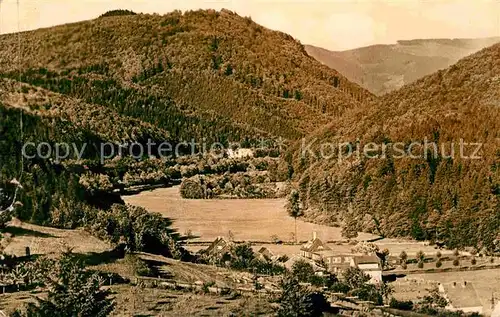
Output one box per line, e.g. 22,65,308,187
201,233,499,315
296,232,383,283
203,232,383,284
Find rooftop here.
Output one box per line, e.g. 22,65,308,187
300,238,331,253
353,255,381,265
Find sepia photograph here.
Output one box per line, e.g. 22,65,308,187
0,0,499,316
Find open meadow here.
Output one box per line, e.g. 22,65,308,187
123,186,380,243
123,187,463,261
2,219,112,257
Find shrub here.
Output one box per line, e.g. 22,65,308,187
390,298,414,311
435,260,442,268
180,176,205,199
421,287,448,308
124,253,153,277
342,267,371,290
330,282,350,294
399,250,408,263
416,250,426,262
230,243,255,270
291,259,314,283
471,257,477,265
351,284,384,305
277,276,329,317
452,258,460,266
250,259,286,276
309,275,326,287
277,255,289,263
202,281,216,293
88,204,188,260
12,251,115,316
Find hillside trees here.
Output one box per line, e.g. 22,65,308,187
89,204,187,259
290,42,500,250
286,190,303,244
12,250,115,317
277,275,330,317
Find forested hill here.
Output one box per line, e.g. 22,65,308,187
0,9,372,143
289,43,500,252
0,77,175,224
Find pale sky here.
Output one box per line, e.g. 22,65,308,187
0,0,499,50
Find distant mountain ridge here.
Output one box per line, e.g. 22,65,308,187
306,37,500,95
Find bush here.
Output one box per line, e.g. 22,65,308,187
453,258,460,266
330,282,350,294
125,253,153,277
251,259,286,275
180,176,205,199
351,284,383,305
88,204,188,260
291,259,315,283
277,255,289,263
342,267,371,290
277,276,330,317
309,275,326,287
416,250,426,262
399,251,408,263
390,298,414,311
435,260,442,268
230,243,255,270
202,281,216,293
471,257,477,265
12,251,115,316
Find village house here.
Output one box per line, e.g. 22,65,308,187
298,232,383,283
318,253,383,284
202,237,234,264
316,251,354,273
256,247,275,262
300,232,331,261
352,255,383,284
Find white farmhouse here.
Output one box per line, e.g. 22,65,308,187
352,255,383,284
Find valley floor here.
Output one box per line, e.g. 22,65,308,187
122,186,379,243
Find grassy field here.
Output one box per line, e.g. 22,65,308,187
2,219,111,257
109,285,275,317
123,186,379,243
0,283,275,317
124,187,467,262
393,268,500,315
